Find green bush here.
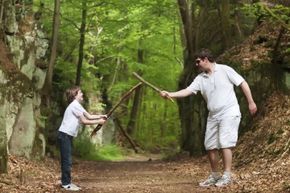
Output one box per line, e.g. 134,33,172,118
73,133,123,161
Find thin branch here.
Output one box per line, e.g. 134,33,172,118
95,56,116,64
108,56,120,91
90,82,143,137
42,6,80,30
61,13,80,31
132,72,174,102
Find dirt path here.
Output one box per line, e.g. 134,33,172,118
2,154,289,193
54,155,263,193
66,156,217,193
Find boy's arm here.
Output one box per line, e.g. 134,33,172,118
79,115,106,125
239,81,257,115
83,112,107,120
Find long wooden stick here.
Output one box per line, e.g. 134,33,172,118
90,82,143,137
132,72,174,103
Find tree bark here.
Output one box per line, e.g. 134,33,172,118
217,0,231,50
177,0,195,64
176,0,206,156
271,26,285,88
75,0,87,86
126,85,142,135
42,0,60,97
126,40,144,135
0,0,5,25
0,103,7,173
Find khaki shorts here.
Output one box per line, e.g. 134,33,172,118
204,116,241,150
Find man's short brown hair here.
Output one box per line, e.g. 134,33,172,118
196,48,215,63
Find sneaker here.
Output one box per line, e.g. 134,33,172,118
215,174,231,187
62,183,81,191
199,174,221,187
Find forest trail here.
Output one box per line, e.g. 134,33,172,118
2,93,290,193
57,153,289,193
61,155,226,193
1,152,289,193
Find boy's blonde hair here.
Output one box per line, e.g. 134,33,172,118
66,86,80,103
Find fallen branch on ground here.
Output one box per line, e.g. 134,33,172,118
114,118,139,153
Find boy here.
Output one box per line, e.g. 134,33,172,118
58,86,107,191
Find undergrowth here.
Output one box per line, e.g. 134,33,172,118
73,133,123,161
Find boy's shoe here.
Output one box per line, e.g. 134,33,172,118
62,183,81,191
199,174,221,187
215,174,231,187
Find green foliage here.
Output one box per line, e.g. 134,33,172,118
37,0,290,157
129,90,181,152
108,82,135,100
73,133,123,161
241,3,290,28
91,0,182,152
40,0,182,154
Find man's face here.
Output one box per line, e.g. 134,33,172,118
195,57,207,70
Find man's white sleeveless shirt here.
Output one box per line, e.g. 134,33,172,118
186,64,244,119
58,100,88,137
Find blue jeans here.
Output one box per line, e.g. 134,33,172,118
58,131,73,186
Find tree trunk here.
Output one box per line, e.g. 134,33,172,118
177,0,195,63
160,102,168,137
0,0,5,25
75,0,87,86
126,85,143,135
0,102,7,173
271,26,285,88
42,0,60,98
176,0,206,156
217,0,231,50
126,40,144,135
195,0,210,50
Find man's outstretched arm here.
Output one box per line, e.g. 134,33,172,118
160,89,193,99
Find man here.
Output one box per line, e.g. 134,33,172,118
160,49,257,187
58,86,107,191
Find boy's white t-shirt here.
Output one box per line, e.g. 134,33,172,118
186,63,244,118
58,99,88,137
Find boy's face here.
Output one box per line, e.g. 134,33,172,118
75,90,84,102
